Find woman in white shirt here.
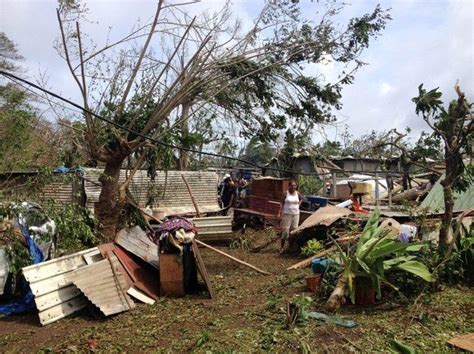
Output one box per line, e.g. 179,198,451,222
279,180,302,253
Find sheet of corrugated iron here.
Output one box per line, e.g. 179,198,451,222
66,256,134,316
115,226,159,269
83,169,219,215
22,247,102,325
38,181,75,204
192,216,232,236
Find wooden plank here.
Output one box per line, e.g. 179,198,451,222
195,239,270,276
127,287,155,305
113,246,160,300
191,239,214,299
448,333,474,352
159,254,185,297
286,246,337,271
115,226,159,269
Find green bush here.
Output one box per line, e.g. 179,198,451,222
300,239,322,257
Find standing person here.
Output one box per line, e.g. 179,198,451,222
279,180,302,254
221,176,236,215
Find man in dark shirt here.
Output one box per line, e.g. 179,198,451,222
221,177,236,215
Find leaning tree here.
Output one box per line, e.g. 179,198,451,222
412,82,473,253
55,0,390,240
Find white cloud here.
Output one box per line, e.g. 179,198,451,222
379,82,394,96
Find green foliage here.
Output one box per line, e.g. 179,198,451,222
298,175,323,195
412,84,473,193
0,32,23,71
43,203,99,253
334,210,433,303
240,136,275,167
196,331,211,348
212,3,391,143
300,239,322,257
390,339,416,354
265,293,283,311
286,295,313,327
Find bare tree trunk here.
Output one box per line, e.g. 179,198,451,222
325,274,348,312
178,102,191,171
96,155,127,241
439,157,456,252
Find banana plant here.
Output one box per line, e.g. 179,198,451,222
329,209,433,306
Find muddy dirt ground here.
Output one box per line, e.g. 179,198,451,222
0,228,473,352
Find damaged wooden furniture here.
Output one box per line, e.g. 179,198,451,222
234,196,281,229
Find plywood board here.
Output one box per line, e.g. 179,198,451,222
192,239,214,299
448,333,474,352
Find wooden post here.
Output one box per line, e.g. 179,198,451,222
181,174,201,217
332,172,337,198
375,172,380,207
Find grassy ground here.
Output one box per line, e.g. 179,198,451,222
0,228,472,352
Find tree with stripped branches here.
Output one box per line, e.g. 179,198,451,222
56,0,390,240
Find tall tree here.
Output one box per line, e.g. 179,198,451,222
55,0,390,240
412,82,473,252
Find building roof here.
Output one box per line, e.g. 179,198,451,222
420,173,474,213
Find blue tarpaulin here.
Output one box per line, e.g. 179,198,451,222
0,219,43,315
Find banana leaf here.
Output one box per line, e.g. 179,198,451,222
396,260,433,282
357,209,380,252
369,240,413,260
383,255,417,269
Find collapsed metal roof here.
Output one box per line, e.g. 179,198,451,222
420,173,474,213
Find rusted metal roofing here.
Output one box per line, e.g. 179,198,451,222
83,169,220,216
290,206,352,235
22,247,101,325
67,256,135,316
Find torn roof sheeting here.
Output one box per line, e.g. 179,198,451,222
291,205,352,235
83,169,220,216
420,173,474,213
22,247,101,325
66,256,135,316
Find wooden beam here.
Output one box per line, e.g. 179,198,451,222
286,246,337,271
195,239,270,275
182,174,201,217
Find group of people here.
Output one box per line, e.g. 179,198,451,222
219,175,302,254
218,174,249,215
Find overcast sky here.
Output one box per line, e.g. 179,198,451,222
1,0,473,144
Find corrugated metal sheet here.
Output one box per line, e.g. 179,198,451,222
115,226,159,269
192,216,232,236
67,256,135,316
83,169,220,216
22,247,102,325
38,179,75,204
420,173,474,213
